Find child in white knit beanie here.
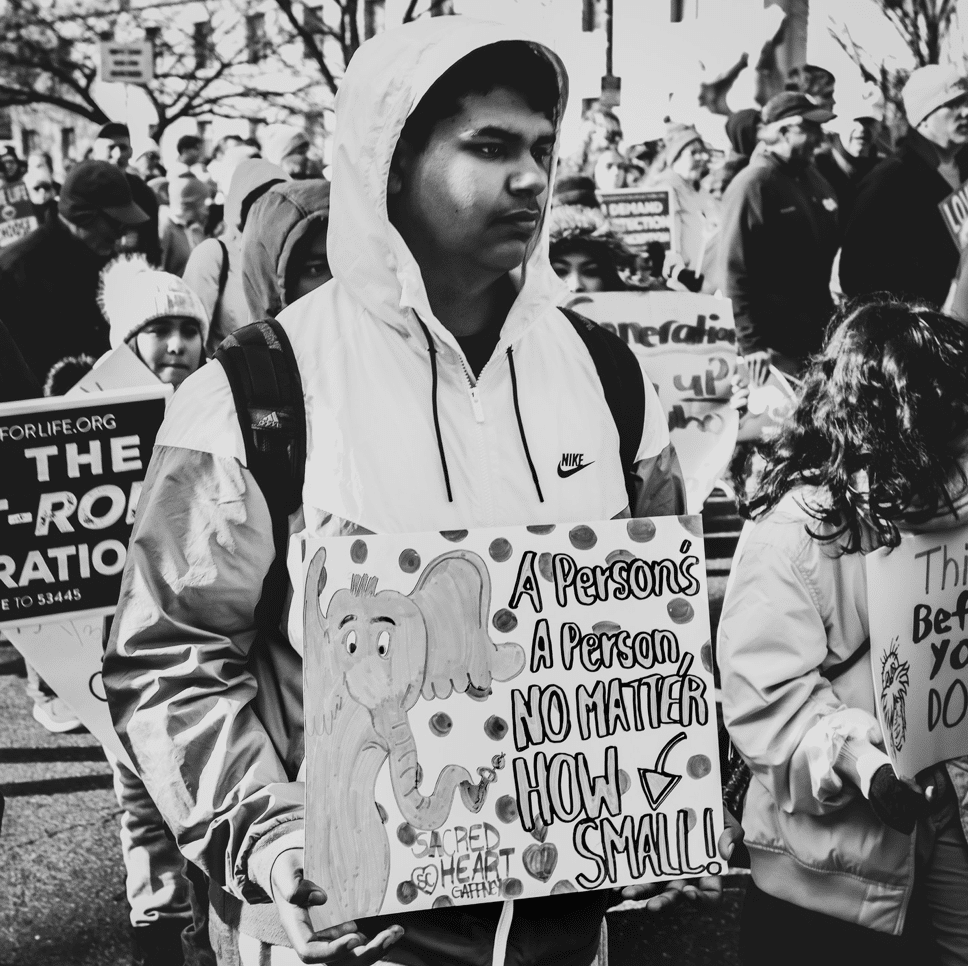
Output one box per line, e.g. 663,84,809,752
98,254,209,388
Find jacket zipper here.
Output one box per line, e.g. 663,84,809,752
458,357,496,524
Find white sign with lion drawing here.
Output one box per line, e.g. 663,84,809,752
868,522,968,780
298,516,723,923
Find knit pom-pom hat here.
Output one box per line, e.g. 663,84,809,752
548,203,635,270
98,255,209,348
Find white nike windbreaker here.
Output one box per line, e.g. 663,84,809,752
105,16,680,965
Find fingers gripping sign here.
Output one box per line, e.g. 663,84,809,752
616,810,743,912
270,850,404,964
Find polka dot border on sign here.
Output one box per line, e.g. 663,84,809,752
429,712,453,737
667,598,695,624
484,715,508,741
492,608,518,633
350,539,368,564
592,620,621,636
440,530,468,542
526,524,556,535
396,881,417,904
399,548,421,573
605,548,635,565
569,525,598,550
495,795,519,823
501,877,523,898
538,552,553,581
700,640,713,672
687,754,712,779
489,538,513,562
396,822,417,847
680,515,703,538
627,518,656,542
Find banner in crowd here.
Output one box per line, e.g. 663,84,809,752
939,179,968,252
301,517,723,924
70,344,157,395
4,616,132,766
597,187,676,253
0,181,38,248
0,385,169,629
564,291,739,513
868,521,968,779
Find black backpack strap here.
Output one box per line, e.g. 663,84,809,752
560,306,645,506
215,318,306,632
215,240,229,306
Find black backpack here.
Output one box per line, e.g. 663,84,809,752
215,309,645,631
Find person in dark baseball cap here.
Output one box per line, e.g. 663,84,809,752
58,158,148,258
760,90,836,127
0,159,149,384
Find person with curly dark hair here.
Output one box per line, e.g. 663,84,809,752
718,296,968,966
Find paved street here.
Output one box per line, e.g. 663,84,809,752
0,641,129,965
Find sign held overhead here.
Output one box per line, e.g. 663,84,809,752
99,40,154,85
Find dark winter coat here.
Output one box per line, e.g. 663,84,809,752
815,145,880,233
0,216,111,384
839,132,968,307
718,150,840,362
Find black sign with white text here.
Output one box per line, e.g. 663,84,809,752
0,386,169,627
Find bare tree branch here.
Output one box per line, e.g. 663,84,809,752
0,0,325,137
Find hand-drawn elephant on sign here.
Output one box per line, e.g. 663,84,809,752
304,548,525,924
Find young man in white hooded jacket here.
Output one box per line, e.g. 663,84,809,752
104,17,719,966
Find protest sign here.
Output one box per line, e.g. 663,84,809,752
69,344,157,395
99,40,154,85
301,517,723,924
564,291,739,512
868,521,968,779
597,187,676,253
4,616,132,766
0,385,169,628
0,181,38,248
939,179,968,252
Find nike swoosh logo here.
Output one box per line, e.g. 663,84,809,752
558,460,594,479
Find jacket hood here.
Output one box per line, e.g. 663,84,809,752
224,158,288,235
327,16,569,350
242,178,330,320
726,108,760,158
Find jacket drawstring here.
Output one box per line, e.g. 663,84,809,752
507,346,544,503
416,320,544,505
416,316,454,503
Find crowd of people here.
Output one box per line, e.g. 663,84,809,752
2,13,968,966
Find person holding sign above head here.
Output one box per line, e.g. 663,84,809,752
718,297,968,966
103,16,739,966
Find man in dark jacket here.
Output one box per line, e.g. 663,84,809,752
718,91,839,384
91,122,162,265
815,100,883,231
0,160,147,384
840,65,968,307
